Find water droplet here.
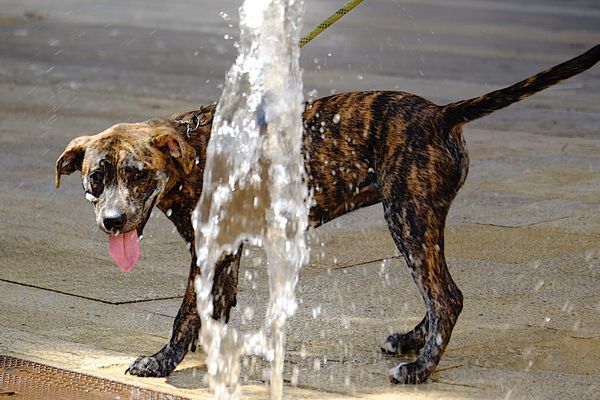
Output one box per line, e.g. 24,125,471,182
342,316,350,329
244,270,253,281
332,113,341,124
243,306,254,320
435,333,443,346
313,358,321,371
312,305,322,319
85,192,97,202
290,366,299,386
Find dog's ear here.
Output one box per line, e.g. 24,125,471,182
151,130,196,175
55,136,92,189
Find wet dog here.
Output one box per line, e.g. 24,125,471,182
56,45,599,383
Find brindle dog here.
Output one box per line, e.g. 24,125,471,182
56,45,599,384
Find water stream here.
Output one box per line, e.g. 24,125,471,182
191,0,307,398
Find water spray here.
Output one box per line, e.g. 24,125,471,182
193,1,364,399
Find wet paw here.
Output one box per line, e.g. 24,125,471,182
381,336,399,355
381,332,425,356
125,355,172,377
388,361,429,384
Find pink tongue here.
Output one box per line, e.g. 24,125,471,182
109,231,140,272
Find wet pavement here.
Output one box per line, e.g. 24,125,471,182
1,0,600,399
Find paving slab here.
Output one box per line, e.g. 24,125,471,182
1,0,599,399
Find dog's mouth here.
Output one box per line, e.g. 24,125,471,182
104,195,158,272
109,229,142,272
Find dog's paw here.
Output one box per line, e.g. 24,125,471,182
381,337,398,355
126,355,172,377
387,361,429,384
381,332,425,356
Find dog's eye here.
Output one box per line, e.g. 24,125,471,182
90,170,104,185
88,170,105,196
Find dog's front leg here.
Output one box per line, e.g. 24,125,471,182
125,257,201,377
126,246,242,377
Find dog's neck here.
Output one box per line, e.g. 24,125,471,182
156,105,215,248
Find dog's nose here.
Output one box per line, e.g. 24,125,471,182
103,214,127,232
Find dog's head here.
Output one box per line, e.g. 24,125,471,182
55,120,196,271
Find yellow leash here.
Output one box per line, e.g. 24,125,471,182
299,0,364,48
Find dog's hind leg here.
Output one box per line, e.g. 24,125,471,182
126,246,242,377
381,313,428,355
382,199,463,384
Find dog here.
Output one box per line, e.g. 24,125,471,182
55,44,599,384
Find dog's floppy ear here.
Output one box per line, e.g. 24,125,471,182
151,130,196,175
55,136,92,189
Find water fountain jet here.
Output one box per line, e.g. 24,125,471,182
192,1,307,399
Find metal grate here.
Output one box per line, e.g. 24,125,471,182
0,355,190,400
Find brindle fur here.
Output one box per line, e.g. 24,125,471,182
56,45,599,383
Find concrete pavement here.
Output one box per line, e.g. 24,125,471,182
1,0,599,398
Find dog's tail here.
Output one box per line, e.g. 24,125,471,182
442,44,600,126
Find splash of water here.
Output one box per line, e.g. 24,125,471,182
191,0,307,398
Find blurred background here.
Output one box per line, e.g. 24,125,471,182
1,0,599,133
